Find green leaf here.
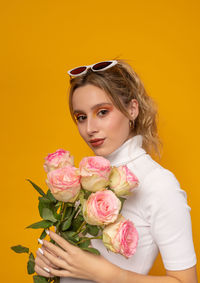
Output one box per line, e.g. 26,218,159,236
78,238,91,248
39,196,52,204
41,208,58,223
64,206,73,219
60,232,77,246
54,213,61,221
46,189,57,202
65,231,77,240
11,245,29,254
33,275,49,283
26,179,46,197
40,229,47,240
86,224,99,236
61,206,77,231
81,247,100,255
38,197,60,222
61,231,79,243
38,197,51,218
72,214,84,231
26,220,53,229
27,252,35,274
62,216,72,231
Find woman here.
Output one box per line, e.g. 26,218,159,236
35,60,197,282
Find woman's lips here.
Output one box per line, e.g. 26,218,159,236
89,138,105,147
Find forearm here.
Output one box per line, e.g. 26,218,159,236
113,269,181,283
96,261,197,283
94,258,179,283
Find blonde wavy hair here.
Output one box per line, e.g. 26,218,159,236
68,59,162,157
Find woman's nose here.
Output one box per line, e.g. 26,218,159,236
86,117,98,135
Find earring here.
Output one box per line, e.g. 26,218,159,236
129,120,134,129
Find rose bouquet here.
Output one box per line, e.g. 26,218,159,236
11,149,139,283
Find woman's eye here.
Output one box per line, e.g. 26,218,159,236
98,109,109,116
76,115,86,122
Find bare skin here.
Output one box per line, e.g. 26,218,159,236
72,84,139,157
35,231,198,283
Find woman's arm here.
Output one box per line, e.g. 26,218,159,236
35,231,198,283
116,266,198,283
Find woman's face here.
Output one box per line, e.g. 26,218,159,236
72,84,137,157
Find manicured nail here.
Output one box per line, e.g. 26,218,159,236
38,238,43,245
44,267,50,273
45,229,50,235
38,248,44,255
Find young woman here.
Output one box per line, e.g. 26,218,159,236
34,60,197,282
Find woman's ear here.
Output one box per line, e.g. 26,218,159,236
128,99,139,120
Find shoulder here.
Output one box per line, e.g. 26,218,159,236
127,153,187,204
127,153,181,190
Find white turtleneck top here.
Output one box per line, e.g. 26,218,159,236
61,135,196,283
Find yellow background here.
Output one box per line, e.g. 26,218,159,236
1,0,199,282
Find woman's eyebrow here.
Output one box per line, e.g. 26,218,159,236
73,103,113,114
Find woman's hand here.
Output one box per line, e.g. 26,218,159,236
34,230,121,283
34,230,198,283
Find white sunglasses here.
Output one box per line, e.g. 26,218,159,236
67,60,118,77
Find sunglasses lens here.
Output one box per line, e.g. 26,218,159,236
92,61,113,71
70,66,87,75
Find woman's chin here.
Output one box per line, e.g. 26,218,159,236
92,148,106,156
90,145,110,157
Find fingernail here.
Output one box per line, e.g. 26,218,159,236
44,267,50,273
38,248,44,255
45,229,50,235
38,238,43,245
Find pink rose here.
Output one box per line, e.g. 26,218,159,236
109,165,139,196
79,156,111,192
83,190,121,226
103,215,138,258
44,149,74,173
46,166,80,202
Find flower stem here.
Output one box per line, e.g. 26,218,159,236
77,220,86,233
56,202,68,233
91,235,102,240
77,235,102,245
72,221,87,237
61,203,68,222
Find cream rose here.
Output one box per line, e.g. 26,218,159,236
103,215,138,258
46,166,80,202
83,190,121,226
109,165,139,196
79,156,111,192
44,149,74,173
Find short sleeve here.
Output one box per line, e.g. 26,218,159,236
148,169,197,270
